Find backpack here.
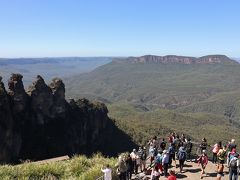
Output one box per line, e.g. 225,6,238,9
178,151,186,160
155,155,162,164
230,157,238,169
169,146,175,155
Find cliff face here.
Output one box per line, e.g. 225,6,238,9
0,77,21,162
113,55,238,65
0,74,135,163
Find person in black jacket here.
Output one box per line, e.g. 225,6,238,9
185,138,193,161
125,154,133,180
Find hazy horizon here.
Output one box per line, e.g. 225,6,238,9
0,54,239,59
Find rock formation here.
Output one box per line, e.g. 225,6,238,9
0,76,20,162
113,55,238,65
0,74,136,163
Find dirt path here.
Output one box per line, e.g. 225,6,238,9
32,155,69,164
133,161,230,179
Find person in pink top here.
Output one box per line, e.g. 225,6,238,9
212,141,221,164
197,150,208,179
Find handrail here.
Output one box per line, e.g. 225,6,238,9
96,175,104,180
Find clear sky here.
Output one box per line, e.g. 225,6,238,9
0,0,239,57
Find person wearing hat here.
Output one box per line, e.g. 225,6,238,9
162,150,170,177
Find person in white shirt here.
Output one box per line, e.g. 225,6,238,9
130,149,138,174
101,164,112,180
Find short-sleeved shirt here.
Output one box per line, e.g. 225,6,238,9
168,175,177,180
101,168,112,180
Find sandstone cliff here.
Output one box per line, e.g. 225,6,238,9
0,74,136,163
113,55,238,65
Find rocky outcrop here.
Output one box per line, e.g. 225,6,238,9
0,76,20,162
114,55,238,65
0,74,136,163
8,74,28,114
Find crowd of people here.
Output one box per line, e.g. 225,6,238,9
101,133,239,180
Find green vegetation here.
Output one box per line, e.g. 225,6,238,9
65,60,240,148
108,103,240,146
65,62,240,122
0,154,117,180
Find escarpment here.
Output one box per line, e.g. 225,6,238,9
0,74,136,163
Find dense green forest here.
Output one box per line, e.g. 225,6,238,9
65,56,240,146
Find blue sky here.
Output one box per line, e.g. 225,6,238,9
0,0,239,57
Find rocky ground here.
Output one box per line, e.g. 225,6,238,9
133,160,230,180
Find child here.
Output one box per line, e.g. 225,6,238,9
168,170,177,180
197,150,208,179
154,150,163,175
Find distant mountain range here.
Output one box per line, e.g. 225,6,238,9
65,54,240,121
63,54,240,145
113,54,238,65
233,58,240,62
0,57,112,86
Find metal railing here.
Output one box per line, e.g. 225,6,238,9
96,175,104,180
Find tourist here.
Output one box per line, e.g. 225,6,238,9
216,162,224,180
140,146,147,171
137,146,144,172
136,153,141,174
101,164,112,180
168,133,174,144
217,145,227,164
216,144,227,180
200,138,208,153
177,143,186,173
228,139,237,152
168,170,177,180
154,150,163,175
173,135,181,158
130,149,138,174
168,143,176,167
227,148,239,180
212,141,221,164
181,134,187,143
160,138,167,150
197,150,208,179
162,150,170,177
185,138,193,161
116,156,127,180
125,154,133,180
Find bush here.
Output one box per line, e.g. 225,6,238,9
0,155,118,179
